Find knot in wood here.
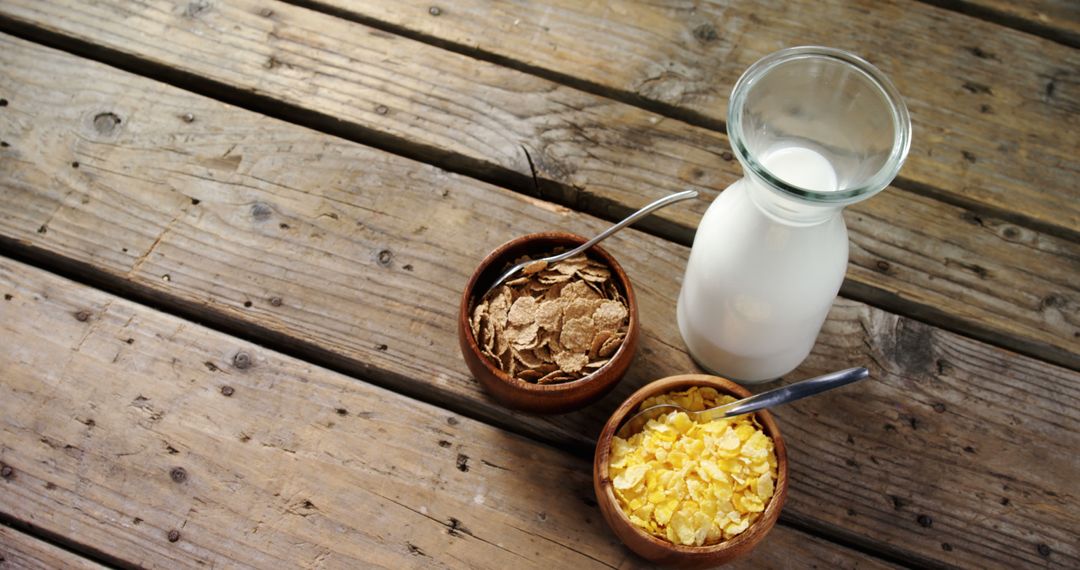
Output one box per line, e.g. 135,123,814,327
74,310,91,322
170,467,187,483
692,23,718,43
184,0,210,18
376,249,393,267
233,351,252,369
1040,294,1066,311
251,202,273,221
0,463,13,479
93,112,121,135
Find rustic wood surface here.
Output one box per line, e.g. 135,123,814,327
1,0,1077,371
0,257,905,570
0,33,1076,569
0,526,106,570
300,0,1080,238
924,0,1080,47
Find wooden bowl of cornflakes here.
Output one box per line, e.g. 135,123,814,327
593,375,788,567
458,232,639,413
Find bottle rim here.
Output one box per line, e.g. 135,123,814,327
727,46,912,204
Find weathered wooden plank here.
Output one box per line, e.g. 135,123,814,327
922,0,1080,48
0,33,1077,568
299,0,1080,238
0,0,1075,369
0,257,901,569
0,526,106,570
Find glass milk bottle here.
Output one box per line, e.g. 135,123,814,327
678,47,912,383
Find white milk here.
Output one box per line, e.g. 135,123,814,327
677,145,848,382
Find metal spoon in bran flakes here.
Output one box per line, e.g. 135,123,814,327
483,189,699,298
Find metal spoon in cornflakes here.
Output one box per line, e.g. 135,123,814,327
483,189,698,298
616,367,870,439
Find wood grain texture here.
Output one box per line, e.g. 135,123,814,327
0,257,897,570
302,0,1080,238
0,34,1076,568
0,0,1077,368
0,526,106,570
922,0,1080,48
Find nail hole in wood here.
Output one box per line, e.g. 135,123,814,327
233,352,252,369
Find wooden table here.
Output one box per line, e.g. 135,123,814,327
0,1,1076,568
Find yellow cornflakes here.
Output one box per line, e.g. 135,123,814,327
609,387,778,546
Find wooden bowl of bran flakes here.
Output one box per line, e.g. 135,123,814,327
458,232,639,413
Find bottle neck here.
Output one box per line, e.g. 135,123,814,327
743,173,843,226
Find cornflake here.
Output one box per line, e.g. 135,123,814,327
470,251,628,384
608,387,779,547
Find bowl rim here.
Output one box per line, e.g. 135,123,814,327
594,374,789,556
459,231,638,394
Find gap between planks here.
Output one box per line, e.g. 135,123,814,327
281,0,1080,244
0,515,124,570
916,0,1080,49
307,0,1080,57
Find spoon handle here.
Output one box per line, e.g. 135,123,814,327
706,367,870,421
546,189,699,264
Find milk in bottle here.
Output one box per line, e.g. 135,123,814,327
677,47,912,383
678,145,847,381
